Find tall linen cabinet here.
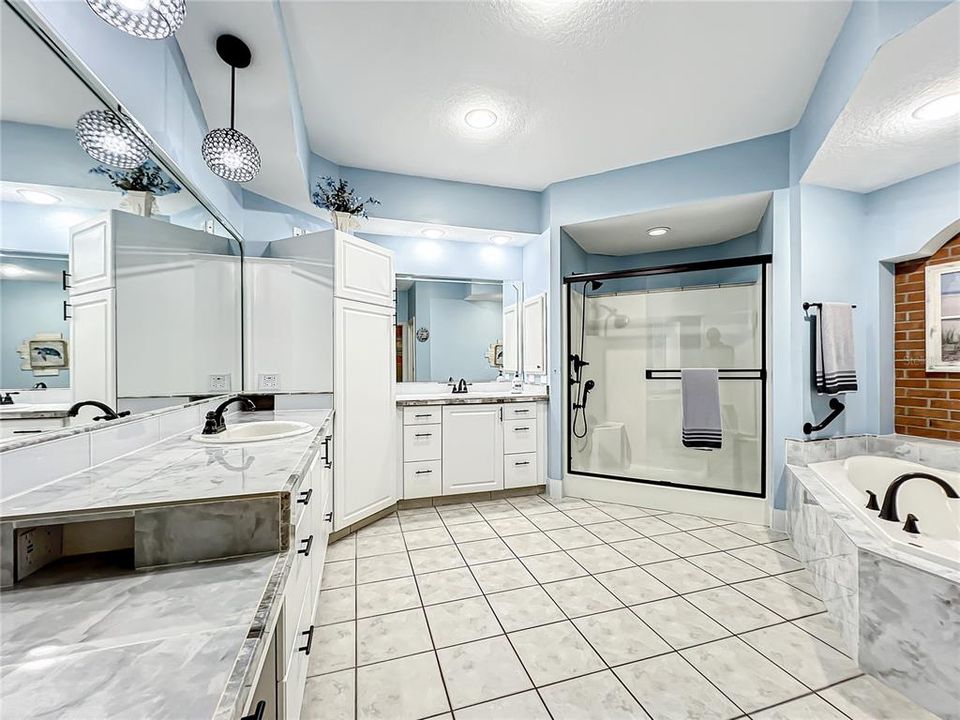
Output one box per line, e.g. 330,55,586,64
245,229,397,531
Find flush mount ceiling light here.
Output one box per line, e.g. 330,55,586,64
421,228,446,239
201,35,261,184
17,189,61,205
490,234,511,245
464,108,498,130
647,226,670,237
85,0,185,39
913,92,960,121
76,109,149,169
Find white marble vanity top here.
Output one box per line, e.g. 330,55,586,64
0,403,71,419
0,409,332,521
396,383,549,406
0,551,281,720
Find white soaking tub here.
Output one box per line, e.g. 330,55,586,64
809,455,960,570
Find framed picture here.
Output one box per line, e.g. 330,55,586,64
28,339,69,369
925,260,960,372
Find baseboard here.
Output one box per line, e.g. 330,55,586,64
770,508,788,533
547,476,563,499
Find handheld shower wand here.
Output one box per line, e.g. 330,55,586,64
572,279,602,439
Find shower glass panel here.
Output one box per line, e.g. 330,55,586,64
566,257,768,497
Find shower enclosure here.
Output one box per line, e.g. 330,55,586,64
565,255,770,497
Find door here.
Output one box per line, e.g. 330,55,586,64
69,288,116,423
442,403,503,495
503,305,518,374
334,299,397,529
334,231,395,307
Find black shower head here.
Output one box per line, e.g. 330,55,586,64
588,280,603,291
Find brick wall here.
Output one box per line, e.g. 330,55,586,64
895,234,960,439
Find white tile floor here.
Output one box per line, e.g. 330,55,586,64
302,494,939,720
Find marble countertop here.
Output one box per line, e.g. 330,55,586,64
0,409,333,522
396,389,549,406
0,403,71,419
0,552,281,720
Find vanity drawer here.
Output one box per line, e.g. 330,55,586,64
281,589,312,720
503,403,536,421
503,419,537,455
403,406,442,425
282,555,312,672
504,452,538,489
403,460,442,499
403,424,442,462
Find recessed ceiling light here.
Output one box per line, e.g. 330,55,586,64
647,227,670,237
421,228,446,239
17,189,61,205
490,234,511,245
464,108,498,130
913,92,960,121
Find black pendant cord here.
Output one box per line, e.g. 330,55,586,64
230,65,236,130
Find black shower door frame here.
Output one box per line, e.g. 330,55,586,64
563,254,772,499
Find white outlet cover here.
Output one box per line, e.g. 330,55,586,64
259,373,280,390
209,374,231,391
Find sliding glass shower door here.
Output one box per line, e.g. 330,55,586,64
566,257,769,497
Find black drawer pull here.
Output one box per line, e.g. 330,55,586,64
63,301,72,321
324,511,333,522
298,625,315,655
414,469,433,475
12,429,44,434
414,413,432,418
414,432,432,438
321,435,332,469
514,426,530,431
298,535,314,556
297,488,313,505
61,270,72,291
514,461,531,466
514,409,530,413
241,700,266,720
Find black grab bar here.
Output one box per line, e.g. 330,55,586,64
803,398,845,435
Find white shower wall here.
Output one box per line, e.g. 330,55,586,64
571,282,763,494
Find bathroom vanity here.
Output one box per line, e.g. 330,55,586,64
397,385,549,500
0,408,334,720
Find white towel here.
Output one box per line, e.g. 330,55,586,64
681,368,722,451
815,303,857,395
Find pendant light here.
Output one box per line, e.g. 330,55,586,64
85,0,185,40
201,34,261,184
75,109,149,168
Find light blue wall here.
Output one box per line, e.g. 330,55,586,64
242,190,332,256
359,233,522,280
522,231,550,300
0,201,100,254
0,122,113,192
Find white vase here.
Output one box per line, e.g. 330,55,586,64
119,190,156,217
331,211,360,234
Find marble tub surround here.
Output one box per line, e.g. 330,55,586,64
395,381,548,405
785,465,960,719
301,493,937,720
0,409,332,519
785,433,960,474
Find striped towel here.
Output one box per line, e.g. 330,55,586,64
815,303,858,395
681,368,722,451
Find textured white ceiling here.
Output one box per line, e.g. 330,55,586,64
804,3,960,193
282,0,850,190
0,3,100,129
564,191,772,255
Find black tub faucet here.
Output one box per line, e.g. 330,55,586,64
67,400,130,422
202,395,256,435
0,392,18,406
878,472,959,524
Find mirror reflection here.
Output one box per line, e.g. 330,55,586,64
0,4,242,434
396,277,522,383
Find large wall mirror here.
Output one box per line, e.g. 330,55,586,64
396,276,523,383
0,3,242,434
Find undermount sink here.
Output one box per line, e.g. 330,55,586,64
191,420,314,444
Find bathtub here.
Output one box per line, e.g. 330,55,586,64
808,455,960,570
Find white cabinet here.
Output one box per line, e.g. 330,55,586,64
69,288,116,422
334,299,397,528
522,293,547,375
504,452,538,489
441,404,503,495
502,304,518,374
68,215,113,295
334,231,395,307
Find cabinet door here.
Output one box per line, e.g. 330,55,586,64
334,231,395,307
334,299,397,529
502,305,518,374
69,288,116,423
522,294,546,374
442,404,503,495
69,213,113,295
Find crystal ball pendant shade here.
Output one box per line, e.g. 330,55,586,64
201,127,261,183
75,110,149,169
84,0,185,40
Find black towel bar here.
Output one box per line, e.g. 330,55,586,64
803,302,857,311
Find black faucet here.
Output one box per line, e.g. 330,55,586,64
33,382,47,389
67,400,130,422
878,472,959,528
201,396,256,435
0,392,19,406
451,378,468,394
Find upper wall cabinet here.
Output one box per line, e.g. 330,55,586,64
335,232,395,307
522,293,547,375
503,304,519,375
68,215,114,295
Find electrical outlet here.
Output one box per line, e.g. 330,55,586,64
208,374,231,392
258,373,280,391
292,226,304,237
